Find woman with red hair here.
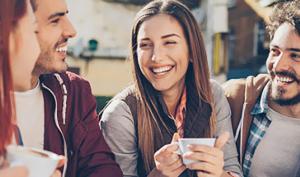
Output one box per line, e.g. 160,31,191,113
0,0,40,176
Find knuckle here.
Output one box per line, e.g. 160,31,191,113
197,171,203,177
175,159,183,167
220,151,224,158
221,161,224,168
201,153,207,160
156,163,165,171
202,163,208,170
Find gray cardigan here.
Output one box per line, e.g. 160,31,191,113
100,80,242,177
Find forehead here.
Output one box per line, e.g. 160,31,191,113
35,0,67,16
271,22,300,49
137,14,184,39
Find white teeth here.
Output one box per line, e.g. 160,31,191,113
56,46,67,53
152,66,172,74
276,76,293,83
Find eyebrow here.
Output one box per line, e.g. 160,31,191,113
139,33,181,41
270,44,300,52
287,48,300,52
48,10,69,20
161,33,181,39
140,37,151,41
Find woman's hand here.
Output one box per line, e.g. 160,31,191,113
0,166,28,177
154,133,186,177
183,132,230,177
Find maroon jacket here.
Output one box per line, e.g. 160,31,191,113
40,72,122,177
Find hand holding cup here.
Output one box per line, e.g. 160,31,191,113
182,132,230,177
154,133,186,177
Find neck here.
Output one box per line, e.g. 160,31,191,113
162,84,185,117
269,100,300,118
14,84,29,92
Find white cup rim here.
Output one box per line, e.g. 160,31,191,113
7,145,63,161
178,138,216,141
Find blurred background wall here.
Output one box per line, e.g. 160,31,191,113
64,0,276,110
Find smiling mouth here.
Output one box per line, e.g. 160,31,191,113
55,46,68,54
151,65,174,75
275,75,295,84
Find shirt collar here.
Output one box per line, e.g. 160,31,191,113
157,86,187,118
175,86,187,117
251,81,271,116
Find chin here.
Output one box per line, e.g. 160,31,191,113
152,84,172,92
51,66,67,73
272,91,300,106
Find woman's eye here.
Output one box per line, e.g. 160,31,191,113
165,41,177,45
139,43,152,49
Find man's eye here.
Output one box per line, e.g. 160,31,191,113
50,19,60,24
270,48,280,56
290,53,300,61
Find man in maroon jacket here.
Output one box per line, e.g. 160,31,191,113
13,0,123,176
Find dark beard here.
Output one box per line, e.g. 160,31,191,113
271,84,300,106
270,70,300,106
272,93,300,106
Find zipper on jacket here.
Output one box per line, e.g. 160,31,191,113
42,83,68,177
54,74,67,125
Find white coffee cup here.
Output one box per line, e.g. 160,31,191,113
6,145,63,177
176,138,216,165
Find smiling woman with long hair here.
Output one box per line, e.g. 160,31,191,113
0,0,40,176
100,1,242,177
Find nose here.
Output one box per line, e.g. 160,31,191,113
151,45,164,63
272,53,291,72
62,17,77,39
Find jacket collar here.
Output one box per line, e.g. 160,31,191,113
251,82,271,120
39,73,69,128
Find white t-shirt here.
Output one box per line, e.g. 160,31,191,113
249,107,300,177
14,81,45,149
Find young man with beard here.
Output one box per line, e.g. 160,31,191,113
14,0,123,176
223,1,300,177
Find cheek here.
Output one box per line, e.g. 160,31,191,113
266,56,274,73
36,27,59,46
137,51,150,71
178,51,190,71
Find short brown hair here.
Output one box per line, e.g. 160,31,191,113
267,0,300,39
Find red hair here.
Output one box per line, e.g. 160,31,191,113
0,0,26,156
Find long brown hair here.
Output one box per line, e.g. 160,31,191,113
0,0,27,156
130,0,216,173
